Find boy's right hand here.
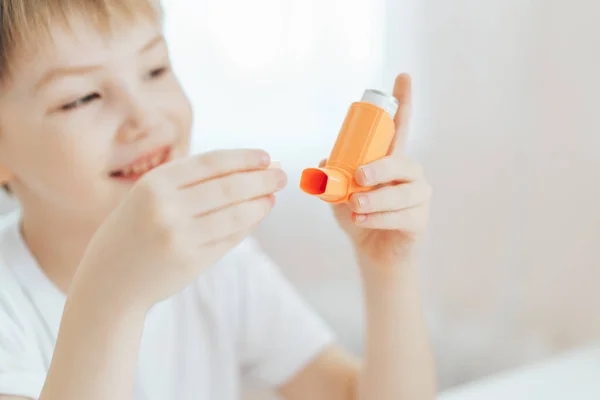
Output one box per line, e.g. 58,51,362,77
73,149,286,310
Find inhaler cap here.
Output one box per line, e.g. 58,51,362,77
361,89,399,119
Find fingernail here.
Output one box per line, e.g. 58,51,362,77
261,153,271,166
359,167,373,185
356,195,368,209
354,214,367,223
276,170,288,189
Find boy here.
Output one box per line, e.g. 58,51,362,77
0,1,436,399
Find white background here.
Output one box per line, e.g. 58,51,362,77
3,0,600,396
161,0,600,393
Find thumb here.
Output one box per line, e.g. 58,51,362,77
389,73,413,155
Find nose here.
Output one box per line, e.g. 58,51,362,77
115,95,158,144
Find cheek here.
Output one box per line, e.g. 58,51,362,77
15,117,113,197
174,96,193,132
162,78,194,136
177,95,194,147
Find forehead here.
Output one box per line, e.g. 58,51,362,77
4,9,162,92
43,17,161,64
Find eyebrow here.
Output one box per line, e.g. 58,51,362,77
34,34,166,92
139,34,165,53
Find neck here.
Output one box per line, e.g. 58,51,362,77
20,202,103,294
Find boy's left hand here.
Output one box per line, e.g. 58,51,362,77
325,74,432,267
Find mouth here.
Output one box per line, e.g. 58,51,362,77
109,146,172,182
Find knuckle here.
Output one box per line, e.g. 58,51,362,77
217,177,237,200
200,151,221,175
349,195,361,212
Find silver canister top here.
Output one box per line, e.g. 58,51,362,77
361,89,399,119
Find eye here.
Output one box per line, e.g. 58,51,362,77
61,93,101,112
147,65,170,80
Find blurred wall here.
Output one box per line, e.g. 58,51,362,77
2,0,600,396
407,0,600,388
162,0,390,363
255,0,600,391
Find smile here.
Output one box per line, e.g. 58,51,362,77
109,146,171,182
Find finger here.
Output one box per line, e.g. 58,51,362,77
184,168,287,216
355,155,424,187
193,194,275,244
150,148,272,189
349,181,431,214
198,209,274,256
389,73,413,155
319,158,327,168
269,161,282,169
352,205,428,231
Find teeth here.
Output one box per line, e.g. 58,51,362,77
151,155,161,168
113,148,170,178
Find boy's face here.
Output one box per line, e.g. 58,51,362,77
0,15,193,221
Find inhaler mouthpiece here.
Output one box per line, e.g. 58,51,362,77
300,168,348,202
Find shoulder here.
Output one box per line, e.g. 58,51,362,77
0,213,44,352
0,273,47,397
0,214,26,319
0,245,47,398
0,227,33,350
0,272,30,350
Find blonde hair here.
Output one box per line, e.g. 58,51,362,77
0,0,161,84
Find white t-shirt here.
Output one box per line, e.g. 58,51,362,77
0,212,335,399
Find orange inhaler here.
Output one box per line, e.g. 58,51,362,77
300,89,398,203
